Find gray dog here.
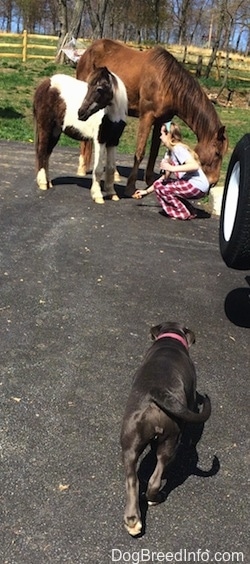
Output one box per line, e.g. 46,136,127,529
120,322,211,536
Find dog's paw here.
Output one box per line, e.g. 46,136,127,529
147,490,165,505
124,517,142,536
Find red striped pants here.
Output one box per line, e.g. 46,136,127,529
154,178,206,220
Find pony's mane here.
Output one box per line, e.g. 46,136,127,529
150,48,221,141
108,71,128,123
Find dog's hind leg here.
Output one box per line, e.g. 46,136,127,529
146,435,179,505
122,448,142,536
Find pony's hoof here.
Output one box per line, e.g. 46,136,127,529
106,194,119,201
94,197,105,204
37,183,48,190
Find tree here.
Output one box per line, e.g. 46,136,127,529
56,0,85,62
205,0,227,78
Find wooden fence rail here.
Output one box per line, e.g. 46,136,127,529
0,30,57,62
0,31,249,81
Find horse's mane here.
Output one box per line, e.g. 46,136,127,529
150,48,221,141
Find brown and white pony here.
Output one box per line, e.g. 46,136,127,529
77,39,228,196
33,66,127,204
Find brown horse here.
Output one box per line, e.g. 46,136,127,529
77,39,228,196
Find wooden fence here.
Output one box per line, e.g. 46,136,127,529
0,31,249,81
0,30,57,62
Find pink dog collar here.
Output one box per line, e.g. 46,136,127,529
156,332,188,350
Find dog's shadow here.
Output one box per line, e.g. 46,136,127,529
137,398,220,536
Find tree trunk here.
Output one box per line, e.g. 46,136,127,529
67,0,85,38
177,0,192,45
56,0,85,63
56,0,68,62
205,0,227,79
216,14,233,99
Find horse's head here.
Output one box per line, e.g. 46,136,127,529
78,66,114,121
195,126,228,187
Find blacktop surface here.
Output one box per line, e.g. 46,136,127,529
1,141,249,564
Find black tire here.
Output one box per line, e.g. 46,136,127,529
219,133,250,270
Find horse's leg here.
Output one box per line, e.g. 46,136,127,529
91,141,105,204
104,146,119,201
125,113,154,197
35,126,60,190
77,140,93,176
145,122,161,186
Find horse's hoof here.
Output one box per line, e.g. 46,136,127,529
94,197,105,204
114,170,121,182
77,167,87,176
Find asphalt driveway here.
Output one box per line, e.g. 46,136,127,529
1,141,249,564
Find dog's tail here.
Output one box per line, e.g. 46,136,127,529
150,388,211,423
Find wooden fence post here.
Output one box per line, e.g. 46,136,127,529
196,55,203,77
22,30,27,62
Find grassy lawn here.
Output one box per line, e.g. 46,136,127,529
0,58,250,185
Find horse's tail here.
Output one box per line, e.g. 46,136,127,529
150,389,211,423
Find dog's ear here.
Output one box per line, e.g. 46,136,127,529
150,324,162,340
183,327,195,347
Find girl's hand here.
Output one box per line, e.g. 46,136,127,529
163,162,175,172
132,189,147,199
160,158,169,170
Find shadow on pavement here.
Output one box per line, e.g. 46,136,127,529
224,277,250,328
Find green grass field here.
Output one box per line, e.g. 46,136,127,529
0,58,249,185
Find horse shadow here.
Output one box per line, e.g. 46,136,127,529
116,165,147,182
51,175,126,200
51,176,92,190
135,395,220,537
50,170,132,198
50,163,150,198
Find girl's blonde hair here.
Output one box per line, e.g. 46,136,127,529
167,122,200,164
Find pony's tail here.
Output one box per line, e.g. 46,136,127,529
33,97,39,167
150,388,211,423
33,106,38,154
33,77,51,159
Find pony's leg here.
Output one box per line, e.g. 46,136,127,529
77,140,93,176
145,122,161,186
104,146,119,201
90,142,105,204
36,129,60,190
35,132,50,190
125,113,154,197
